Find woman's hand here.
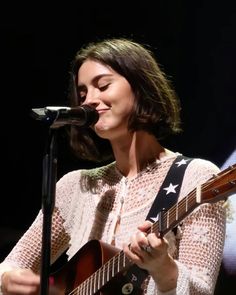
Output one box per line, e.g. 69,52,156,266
123,220,178,292
1,269,40,294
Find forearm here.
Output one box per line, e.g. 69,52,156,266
149,254,178,293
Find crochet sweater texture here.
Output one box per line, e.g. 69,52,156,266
0,153,226,294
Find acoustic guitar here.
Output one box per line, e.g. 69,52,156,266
49,164,236,295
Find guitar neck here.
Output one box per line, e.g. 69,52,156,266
151,166,236,236
151,187,200,236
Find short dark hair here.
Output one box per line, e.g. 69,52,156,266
67,38,182,162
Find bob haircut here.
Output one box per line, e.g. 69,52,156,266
67,38,182,162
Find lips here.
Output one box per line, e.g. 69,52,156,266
97,108,110,114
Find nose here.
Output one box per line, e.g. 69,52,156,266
83,88,100,107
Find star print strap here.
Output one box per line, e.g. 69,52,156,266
123,155,193,289
146,155,193,223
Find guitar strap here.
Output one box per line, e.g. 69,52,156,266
123,155,193,293
145,154,193,222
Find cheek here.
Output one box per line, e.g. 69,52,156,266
110,106,133,121
113,96,135,116
121,100,135,117
109,81,135,113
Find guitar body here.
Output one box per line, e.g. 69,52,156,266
49,240,145,295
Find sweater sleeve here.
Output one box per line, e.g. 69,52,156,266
0,170,83,293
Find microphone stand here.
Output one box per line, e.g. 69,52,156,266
39,127,58,295
30,105,98,295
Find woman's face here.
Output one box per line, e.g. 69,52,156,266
77,59,135,140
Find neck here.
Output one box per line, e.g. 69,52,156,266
111,131,172,178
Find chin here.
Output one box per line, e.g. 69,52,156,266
94,125,111,137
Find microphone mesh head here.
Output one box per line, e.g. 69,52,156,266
80,105,99,127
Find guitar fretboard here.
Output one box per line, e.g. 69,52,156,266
151,187,199,235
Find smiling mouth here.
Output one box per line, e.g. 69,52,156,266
97,108,110,114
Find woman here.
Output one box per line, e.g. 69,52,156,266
0,38,226,294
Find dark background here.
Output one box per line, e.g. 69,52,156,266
1,1,235,294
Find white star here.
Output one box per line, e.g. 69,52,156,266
163,183,179,195
175,159,188,167
150,215,159,223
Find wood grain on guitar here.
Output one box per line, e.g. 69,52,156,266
49,164,236,295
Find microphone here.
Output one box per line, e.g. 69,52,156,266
31,105,99,128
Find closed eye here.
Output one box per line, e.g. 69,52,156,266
99,84,110,91
77,84,109,101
